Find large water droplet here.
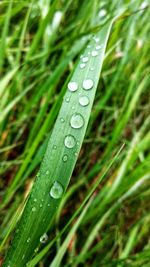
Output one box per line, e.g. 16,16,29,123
62,154,68,162
82,57,89,63
64,135,76,148
80,63,86,69
82,79,94,90
79,95,90,106
40,233,48,244
92,50,98,57
50,181,64,199
68,81,78,92
70,113,84,129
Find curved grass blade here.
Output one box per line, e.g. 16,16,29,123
2,18,117,267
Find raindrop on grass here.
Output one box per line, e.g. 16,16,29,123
40,233,48,244
92,50,98,57
79,95,90,106
82,57,89,63
46,170,49,175
53,145,57,150
50,181,64,199
64,135,76,148
90,67,94,71
82,79,94,90
96,45,102,50
60,117,65,123
80,63,86,69
70,113,84,129
32,207,36,212
62,154,68,162
68,81,78,92
66,97,70,102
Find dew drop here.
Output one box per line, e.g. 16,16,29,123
87,45,91,48
82,79,94,90
40,204,43,207
88,51,91,55
79,95,90,106
32,207,36,212
33,198,37,202
92,50,98,57
60,117,65,123
70,113,84,129
62,154,68,162
96,45,102,50
27,237,31,243
72,105,75,110
68,81,78,92
64,135,76,148
82,57,89,63
46,170,49,175
65,97,70,102
53,145,57,150
90,67,94,71
40,233,48,244
48,203,50,206
50,181,64,199
93,36,100,43
80,63,86,69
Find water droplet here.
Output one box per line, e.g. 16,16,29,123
87,45,91,48
37,172,40,177
66,97,70,102
93,36,100,43
40,204,43,207
88,51,91,55
64,135,76,148
50,181,64,199
46,170,49,175
70,113,84,129
62,154,68,162
68,81,78,92
32,207,36,212
60,117,65,123
27,237,31,243
92,50,98,57
48,203,50,206
90,67,94,71
40,233,48,244
80,63,86,69
33,198,37,202
82,57,89,63
79,95,90,106
96,45,102,50
72,105,75,110
53,145,57,150
82,79,94,90
80,54,83,59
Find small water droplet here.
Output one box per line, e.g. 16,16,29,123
82,57,89,63
92,50,98,57
32,207,36,212
64,135,76,148
82,79,94,90
80,63,86,69
68,81,78,92
48,203,50,206
87,45,91,48
93,36,100,43
79,95,90,106
62,154,68,162
40,233,48,244
27,237,31,243
96,45,102,50
40,204,43,207
66,97,70,102
33,198,37,202
72,105,75,110
53,145,57,150
50,181,64,199
60,117,65,123
88,51,91,55
46,170,49,175
70,113,84,129
90,67,94,71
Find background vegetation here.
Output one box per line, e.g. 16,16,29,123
0,0,150,266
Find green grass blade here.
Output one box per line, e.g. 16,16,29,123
2,18,115,267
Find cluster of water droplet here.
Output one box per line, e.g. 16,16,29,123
49,36,103,200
